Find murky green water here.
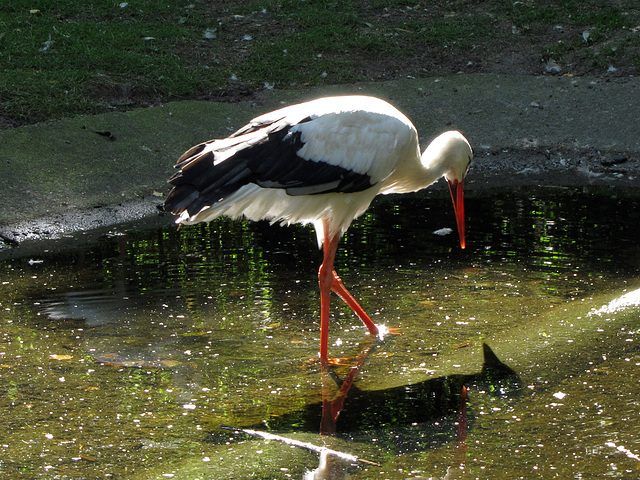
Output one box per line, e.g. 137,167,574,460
1,186,639,479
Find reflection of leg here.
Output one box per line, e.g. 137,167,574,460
446,385,468,478
320,340,374,435
457,385,468,442
319,360,338,436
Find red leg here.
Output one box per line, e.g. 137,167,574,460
318,259,333,362
318,222,379,362
331,274,379,336
318,231,338,362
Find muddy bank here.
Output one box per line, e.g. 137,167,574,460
1,74,639,250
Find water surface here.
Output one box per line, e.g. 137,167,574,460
1,186,639,479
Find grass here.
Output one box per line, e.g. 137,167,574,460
1,0,639,127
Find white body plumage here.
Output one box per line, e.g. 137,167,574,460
165,95,472,247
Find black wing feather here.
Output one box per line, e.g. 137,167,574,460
164,119,374,216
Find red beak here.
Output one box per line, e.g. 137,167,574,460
447,179,466,249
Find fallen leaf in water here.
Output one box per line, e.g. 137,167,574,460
180,331,209,337
49,354,73,361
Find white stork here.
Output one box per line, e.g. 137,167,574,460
164,95,473,362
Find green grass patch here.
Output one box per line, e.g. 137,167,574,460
1,0,638,127
239,0,392,86
1,0,224,124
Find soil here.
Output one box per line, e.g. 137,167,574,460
196,1,639,95
171,2,640,104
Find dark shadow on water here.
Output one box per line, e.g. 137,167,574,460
213,343,521,455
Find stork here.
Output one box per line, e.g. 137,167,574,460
164,95,472,362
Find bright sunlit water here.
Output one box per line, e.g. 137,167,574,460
1,186,639,479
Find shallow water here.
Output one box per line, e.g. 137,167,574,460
1,186,639,479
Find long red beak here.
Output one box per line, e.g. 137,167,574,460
447,179,466,249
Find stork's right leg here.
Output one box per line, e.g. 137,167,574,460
318,222,380,362
318,232,339,363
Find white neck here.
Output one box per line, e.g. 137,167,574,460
379,147,446,195
380,130,471,195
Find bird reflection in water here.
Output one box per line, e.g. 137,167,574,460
225,343,520,479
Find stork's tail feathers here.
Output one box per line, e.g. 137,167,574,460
163,184,199,216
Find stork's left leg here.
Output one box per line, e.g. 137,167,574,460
330,269,379,335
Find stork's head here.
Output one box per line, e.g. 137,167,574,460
424,130,473,249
